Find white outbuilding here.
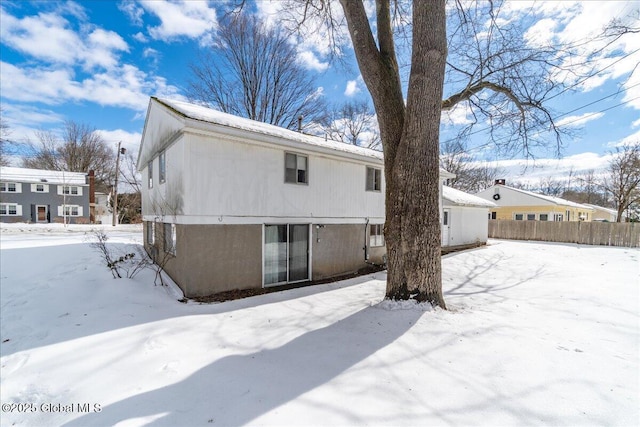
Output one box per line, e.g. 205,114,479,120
442,185,495,250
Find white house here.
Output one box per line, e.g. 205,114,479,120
138,97,455,297
442,185,495,249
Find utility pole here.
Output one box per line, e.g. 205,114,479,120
112,142,125,226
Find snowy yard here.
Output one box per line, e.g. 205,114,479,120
1,224,638,427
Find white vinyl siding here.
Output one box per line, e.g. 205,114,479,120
31,183,50,193
1,182,22,193
0,203,22,216
57,205,83,217
58,185,83,196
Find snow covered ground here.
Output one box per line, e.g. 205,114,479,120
1,224,638,427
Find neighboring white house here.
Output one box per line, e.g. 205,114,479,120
582,204,626,222
138,97,456,297
476,181,595,222
442,185,495,249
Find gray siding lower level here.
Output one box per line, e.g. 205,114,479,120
146,222,386,298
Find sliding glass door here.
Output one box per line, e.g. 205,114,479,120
264,224,309,286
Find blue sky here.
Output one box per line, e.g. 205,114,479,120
1,0,639,185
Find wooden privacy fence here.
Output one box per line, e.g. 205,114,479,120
488,220,640,248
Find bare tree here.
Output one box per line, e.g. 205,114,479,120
320,100,381,149
187,13,328,130
440,140,502,193
22,121,114,190
241,0,635,307
537,176,564,197
0,107,12,167
602,143,640,222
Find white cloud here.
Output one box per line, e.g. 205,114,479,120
555,112,605,128
297,51,329,72
96,129,142,154
0,61,183,112
441,102,475,126
344,80,360,97
140,0,218,43
118,1,144,26
632,117,640,128
607,129,640,148
132,32,147,43
0,8,128,71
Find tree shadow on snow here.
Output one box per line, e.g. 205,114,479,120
64,304,425,426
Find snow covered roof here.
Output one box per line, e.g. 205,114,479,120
583,204,625,218
496,185,593,209
0,167,87,185
155,97,384,161
153,97,455,178
443,186,496,207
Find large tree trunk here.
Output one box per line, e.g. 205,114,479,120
340,0,447,307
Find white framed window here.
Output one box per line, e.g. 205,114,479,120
147,221,155,245
370,224,384,247
539,214,549,221
1,182,21,193
285,152,308,184
514,214,524,221
58,205,81,216
164,223,176,255
148,160,153,188
554,214,564,222
526,214,536,221
0,203,21,216
366,167,382,192
159,151,166,184
59,185,82,196
31,183,49,193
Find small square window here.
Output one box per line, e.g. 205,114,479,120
7,183,16,192
370,224,384,247
164,223,176,255
285,153,308,184
527,214,536,221
366,167,381,191
539,214,548,221
514,214,523,221
148,160,154,188
147,221,156,245
159,152,166,184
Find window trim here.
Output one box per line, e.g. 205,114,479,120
148,160,154,188
147,221,156,245
370,224,385,247
0,203,20,216
366,166,382,192
164,222,176,255
284,152,308,185
63,205,81,217
60,185,82,196
514,213,524,221
1,182,19,193
159,151,166,184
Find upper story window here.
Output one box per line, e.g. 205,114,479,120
285,153,308,184
148,160,153,188
159,151,166,184
1,182,20,193
366,167,381,192
31,183,49,193
60,185,82,196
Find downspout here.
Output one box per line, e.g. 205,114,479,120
364,217,369,261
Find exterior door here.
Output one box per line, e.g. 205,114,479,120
264,224,309,286
442,209,451,246
36,205,48,222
